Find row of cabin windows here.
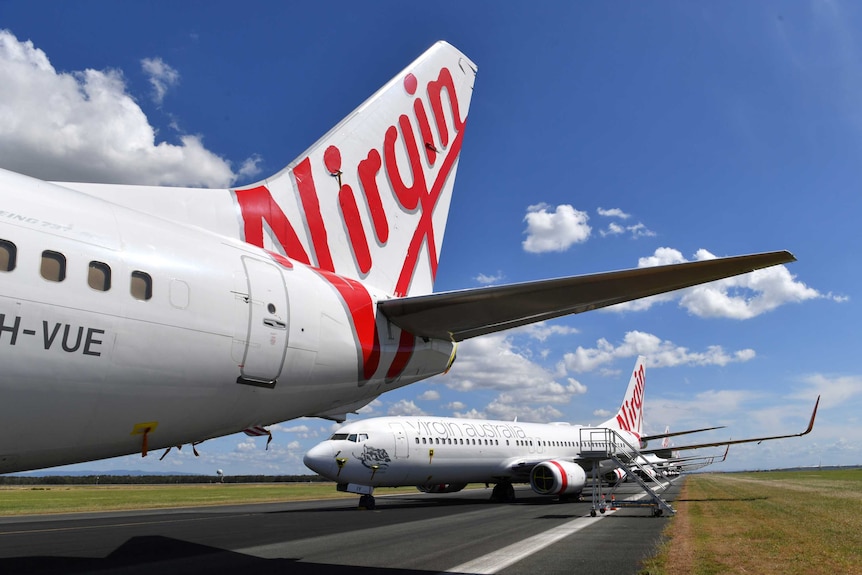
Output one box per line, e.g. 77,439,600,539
415,437,502,446
0,239,152,301
411,437,623,449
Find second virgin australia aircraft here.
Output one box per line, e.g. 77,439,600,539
304,356,819,508
1,41,794,475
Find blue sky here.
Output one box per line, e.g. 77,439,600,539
1,1,859,476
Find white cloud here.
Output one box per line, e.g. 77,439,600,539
485,401,564,423
444,333,577,405
597,207,630,219
141,57,179,105
475,271,504,285
606,247,834,317
418,390,440,401
792,373,862,409
522,203,591,253
387,399,426,416
451,408,486,419
447,401,467,411
518,322,579,342
560,330,757,373
600,222,625,237
0,30,249,187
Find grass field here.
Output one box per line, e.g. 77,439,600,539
641,469,862,575
0,483,420,515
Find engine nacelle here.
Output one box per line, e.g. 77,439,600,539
530,459,587,496
416,483,468,494
603,467,627,483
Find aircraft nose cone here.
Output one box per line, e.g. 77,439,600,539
303,442,335,476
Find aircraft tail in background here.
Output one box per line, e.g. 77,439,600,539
601,355,646,437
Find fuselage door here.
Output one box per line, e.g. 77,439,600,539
389,422,409,459
238,256,289,387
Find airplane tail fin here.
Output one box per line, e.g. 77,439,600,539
232,41,477,297
601,355,646,437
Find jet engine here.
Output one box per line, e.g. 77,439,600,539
416,483,468,493
529,459,587,496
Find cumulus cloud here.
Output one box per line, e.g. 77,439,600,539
475,271,504,285
418,390,440,401
560,330,757,373
596,207,654,238
387,399,426,416
141,57,179,105
606,247,835,317
522,203,591,253
0,30,250,187
518,322,579,342
597,207,630,219
445,333,580,403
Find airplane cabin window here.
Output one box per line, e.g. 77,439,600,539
130,271,153,300
41,251,66,282
0,240,16,272
88,261,111,291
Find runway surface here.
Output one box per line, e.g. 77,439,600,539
0,480,680,575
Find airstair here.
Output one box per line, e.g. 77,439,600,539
579,428,675,517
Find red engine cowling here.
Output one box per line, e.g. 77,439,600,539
529,459,587,496
416,483,468,493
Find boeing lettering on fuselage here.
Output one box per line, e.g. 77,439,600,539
0,40,796,474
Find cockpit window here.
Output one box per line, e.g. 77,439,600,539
330,432,369,442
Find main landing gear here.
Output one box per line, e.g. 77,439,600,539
359,495,377,511
358,494,376,510
490,481,516,502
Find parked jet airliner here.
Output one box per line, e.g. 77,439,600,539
0,41,795,474
303,356,819,508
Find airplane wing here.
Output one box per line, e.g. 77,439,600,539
644,396,819,458
640,425,726,444
378,250,795,341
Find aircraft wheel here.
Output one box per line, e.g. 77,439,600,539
504,483,515,502
367,496,376,510
590,509,597,517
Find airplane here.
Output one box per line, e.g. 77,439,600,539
303,356,819,509
0,40,796,475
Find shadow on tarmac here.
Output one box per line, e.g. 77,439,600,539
0,535,445,575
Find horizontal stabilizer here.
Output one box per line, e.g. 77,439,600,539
378,250,795,341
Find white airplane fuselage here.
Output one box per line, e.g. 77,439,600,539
303,416,640,490
0,168,454,473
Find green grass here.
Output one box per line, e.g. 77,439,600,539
0,483,421,515
640,469,862,575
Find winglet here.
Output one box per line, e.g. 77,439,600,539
802,395,820,436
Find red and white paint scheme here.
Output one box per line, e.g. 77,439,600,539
304,356,819,507
0,41,796,474
304,356,652,504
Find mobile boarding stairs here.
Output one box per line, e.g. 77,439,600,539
579,427,675,517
